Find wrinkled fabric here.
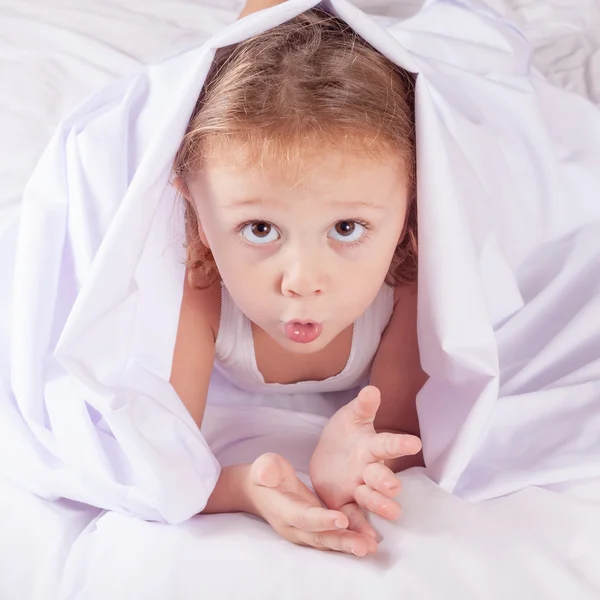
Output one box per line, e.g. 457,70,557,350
1,0,599,523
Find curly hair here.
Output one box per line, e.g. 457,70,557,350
172,7,417,289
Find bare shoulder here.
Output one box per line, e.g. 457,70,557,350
392,282,417,310
374,283,420,369
385,282,418,343
178,276,221,340
170,276,221,428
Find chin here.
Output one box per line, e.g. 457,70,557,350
283,340,326,354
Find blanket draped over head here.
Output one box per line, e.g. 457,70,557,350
1,0,599,523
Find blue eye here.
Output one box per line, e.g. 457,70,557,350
328,221,366,243
240,221,280,245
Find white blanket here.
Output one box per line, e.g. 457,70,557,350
1,0,600,597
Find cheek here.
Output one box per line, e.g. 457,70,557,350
198,213,242,266
221,268,274,324
198,220,252,289
211,243,270,299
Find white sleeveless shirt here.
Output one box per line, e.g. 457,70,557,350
212,283,395,395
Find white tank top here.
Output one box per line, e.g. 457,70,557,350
213,283,395,395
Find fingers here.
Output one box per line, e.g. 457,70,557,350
251,454,352,533
284,500,377,556
363,462,402,499
354,484,401,521
348,385,381,425
339,502,378,540
285,499,377,556
294,528,377,557
287,505,348,533
368,432,422,462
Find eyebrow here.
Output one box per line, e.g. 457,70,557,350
224,198,273,208
224,198,387,210
328,199,387,211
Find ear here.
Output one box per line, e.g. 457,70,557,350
173,176,192,202
173,176,211,250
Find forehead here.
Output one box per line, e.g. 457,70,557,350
200,135,407,190
189,144,409,218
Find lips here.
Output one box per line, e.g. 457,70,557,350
283,320,323,344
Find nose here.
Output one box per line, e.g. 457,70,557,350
280,249,326,297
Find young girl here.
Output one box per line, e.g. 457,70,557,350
170,1,428,557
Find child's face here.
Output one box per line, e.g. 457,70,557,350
186,144,410,354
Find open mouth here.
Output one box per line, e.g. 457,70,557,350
283,320,323,344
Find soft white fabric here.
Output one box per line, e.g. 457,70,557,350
1,406,600,599
213,282,394,395
1,0,600,526
1,1,600,599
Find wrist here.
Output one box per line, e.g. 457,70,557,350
201,463,259,516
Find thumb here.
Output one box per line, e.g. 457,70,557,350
251,453,285,488
348,386,381,425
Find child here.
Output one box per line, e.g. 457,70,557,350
168,2,428,557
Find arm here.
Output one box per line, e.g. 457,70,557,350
238,0,286,19
200,463,256,515
170,275,218,428
370,284,429,472
170,275,251,516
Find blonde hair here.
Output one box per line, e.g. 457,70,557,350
173,7,418,289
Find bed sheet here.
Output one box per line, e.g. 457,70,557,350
2,404,600,600
1,0,600,599
483,0,600,103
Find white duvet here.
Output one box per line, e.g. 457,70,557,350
1,0,600,598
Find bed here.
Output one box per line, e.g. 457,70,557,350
1,0,599,598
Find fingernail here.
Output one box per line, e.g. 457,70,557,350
335,519,346,529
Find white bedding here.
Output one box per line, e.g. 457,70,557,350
1,0,600,599
3,405,600,599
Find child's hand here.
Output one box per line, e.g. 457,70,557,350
246,453,378,557
309,386,422,520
